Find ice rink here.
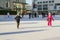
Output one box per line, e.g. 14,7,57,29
0,15,60,40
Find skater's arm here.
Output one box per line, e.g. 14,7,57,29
15,16,17,20
20,16,21,18
47,18,48,21
52,16,54,21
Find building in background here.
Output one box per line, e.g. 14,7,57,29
0,0,26,14
32,0,60,15
26,4,32,14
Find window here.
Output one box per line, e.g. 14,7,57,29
43,5,48,8
43,1,45,3
6,2,8,7
43,8,48,10
38,8,42,10
38,2,42,4
49,1,51,3
33,4,37,8
38,2,39,4
43,1,48,3
46,1,48,3
40,2,42,3
38,5,42,8
52,1,54,3
54,5,57,9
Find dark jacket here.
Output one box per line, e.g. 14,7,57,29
15,16,21,21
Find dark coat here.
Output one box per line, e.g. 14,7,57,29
15,16,21,21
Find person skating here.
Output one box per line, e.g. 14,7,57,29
47,12,54,27
7,12,10,18
15,14,21,29
29,13,31,19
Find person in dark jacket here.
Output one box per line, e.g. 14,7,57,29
42,12,45,18
15,14,21,29
29,13,31,19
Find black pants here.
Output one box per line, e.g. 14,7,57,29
16,20,20,28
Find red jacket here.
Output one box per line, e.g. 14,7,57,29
47,15,54,22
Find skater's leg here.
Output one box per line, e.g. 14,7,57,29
17,21,20,29
48,21,49,26
50,21,52,26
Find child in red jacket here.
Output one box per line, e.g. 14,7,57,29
47,12,54,27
